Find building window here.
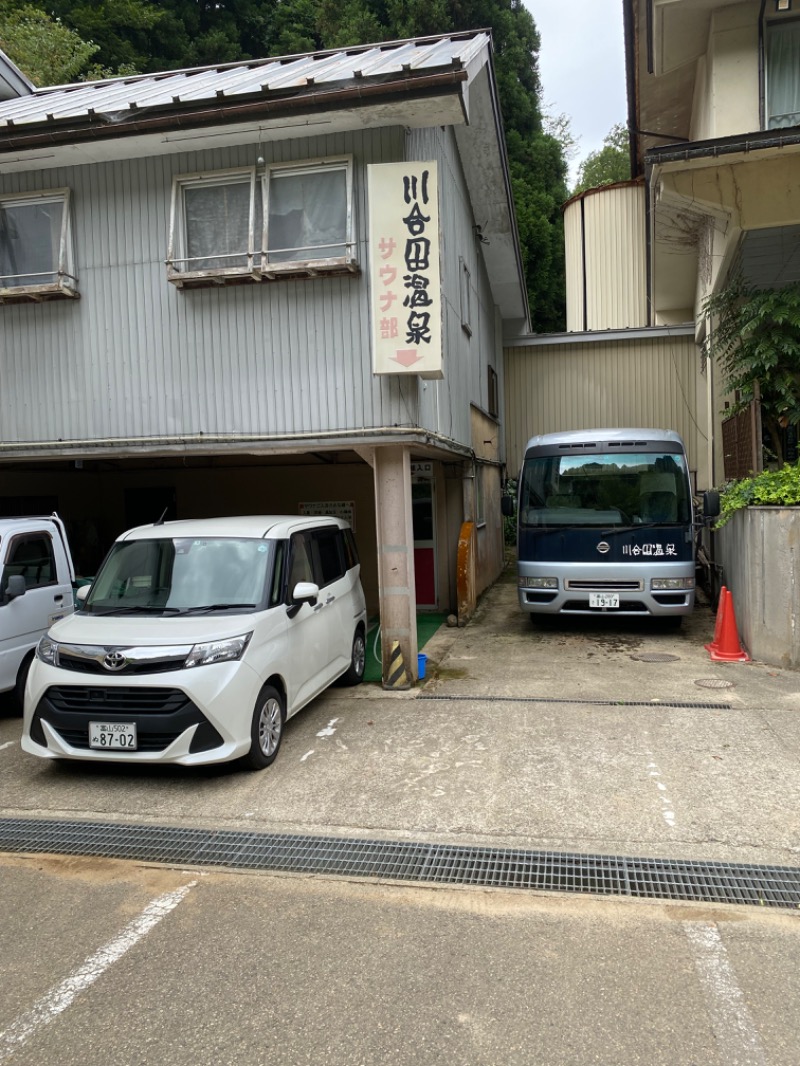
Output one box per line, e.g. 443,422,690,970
183,173,259,274
0,190,77,302
487,366,499,418
459,256,472,335
266,162,350,265
765,16,800,128
168,158,356,286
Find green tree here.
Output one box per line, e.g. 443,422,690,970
573,122,630,196
702,279,800,466
0,3,98,84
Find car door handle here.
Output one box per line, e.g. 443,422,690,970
54,594,64,602
325,595,335,605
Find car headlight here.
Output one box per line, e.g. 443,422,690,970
36,635,59,665
651,578,695,590
184,633,252,668
520,576,558,589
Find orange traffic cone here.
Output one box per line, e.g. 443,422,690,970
709,585,727,648
705,588,749,662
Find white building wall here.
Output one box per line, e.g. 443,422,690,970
701,4,760,138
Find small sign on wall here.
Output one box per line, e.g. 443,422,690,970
299,501,356,530
368,161,443,379
411,461,434,478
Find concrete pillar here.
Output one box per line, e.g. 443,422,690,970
373,445,418,686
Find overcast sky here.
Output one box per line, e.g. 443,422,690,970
525,0,628,182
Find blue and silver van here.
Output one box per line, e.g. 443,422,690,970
504,428,710,623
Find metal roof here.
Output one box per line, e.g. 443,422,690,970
0,32,488,129
0,48,34,101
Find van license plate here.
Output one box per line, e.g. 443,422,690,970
89,722,137,750
590,593,620,609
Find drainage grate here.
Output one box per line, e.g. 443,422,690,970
695,678,735,690
1,818,798,909
418,694,732,710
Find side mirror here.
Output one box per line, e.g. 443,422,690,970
4,574,26,602
501,496,515,518
75,584,91,606
702,490,721,520
287,581,320,618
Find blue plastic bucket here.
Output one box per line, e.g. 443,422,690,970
417,653,427,680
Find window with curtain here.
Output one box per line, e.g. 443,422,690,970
169,159,354,283
0,192,75,295
266,165,348,263
766,17,800,128
182,177,258,272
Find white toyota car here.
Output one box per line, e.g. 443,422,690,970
22,515,366,770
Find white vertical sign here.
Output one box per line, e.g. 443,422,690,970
368,161,443,379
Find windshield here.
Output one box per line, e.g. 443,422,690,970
519,452,692,528
84,537,275,615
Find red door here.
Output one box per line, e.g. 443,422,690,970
412,479,437,607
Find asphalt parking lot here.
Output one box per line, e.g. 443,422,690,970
2,564,799,868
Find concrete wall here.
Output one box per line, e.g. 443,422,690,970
715,507,800,670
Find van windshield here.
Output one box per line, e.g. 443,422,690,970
519,452,691,528
84,537,274,615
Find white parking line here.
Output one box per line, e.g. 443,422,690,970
684,920,768,1065
0,881,196,1061
0,742,15,752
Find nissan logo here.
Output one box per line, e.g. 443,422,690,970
596,541,610,555
103,650,128,672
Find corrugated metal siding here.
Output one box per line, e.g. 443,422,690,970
1,122,498,456
1,128,451,446
563,185,647,332
503,335,710,487
407,125,502,451
564,200,585,333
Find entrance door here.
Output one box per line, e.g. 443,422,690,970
412,479,437,608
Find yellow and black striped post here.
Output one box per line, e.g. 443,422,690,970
384,639,410,690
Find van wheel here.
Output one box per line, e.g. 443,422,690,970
13,654,33,716
337,628,366,686
242,686,284,770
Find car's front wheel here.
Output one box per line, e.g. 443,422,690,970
242,686,285,770
336,627,366,686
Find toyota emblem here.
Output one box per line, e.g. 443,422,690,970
596,541,610,555
103,650,128,672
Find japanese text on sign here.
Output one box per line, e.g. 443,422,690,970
622,544,677,557
299,501,356,531
368,162,442,379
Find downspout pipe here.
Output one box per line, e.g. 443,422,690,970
622,0,639,179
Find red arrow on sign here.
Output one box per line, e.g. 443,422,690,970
393,349,422,367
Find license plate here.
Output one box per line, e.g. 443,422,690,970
89,722,137,750
589,593,620,609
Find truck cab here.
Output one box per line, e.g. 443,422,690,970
0,515,75,708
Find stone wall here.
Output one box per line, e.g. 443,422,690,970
715,508,800,670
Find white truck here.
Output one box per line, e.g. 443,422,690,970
1,514,76,709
